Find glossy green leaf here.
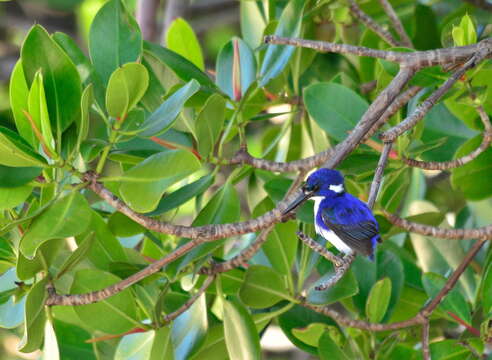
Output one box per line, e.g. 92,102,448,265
239,265,290,308
17,239,62,281
89,0,142,85
223,299,261,360
20,192,92,259
53,320,95,360
377,250,404,321
112,150,201,213
76,84,93,154
318,331,349,360
171,293,208,360
482,262,492,314
108,212,145,237
106,63,149,119
304,82,369,142
307,268,359,306
143,42,215,89
55,232,95,280
451,134,492,200
422,272,471,324
115,331,154,360
0,185,32,210
240,0,266,49
0,126,48,168
9,61,34,146
0,165,41,188
166,18,204,70
52,32,105,109
262,221,297,277
452,14,476,46
259,0,305,86
146,174,214,216
292,323,340,347
216,38,256,100
139,80,200,137
28,71,55,155
365,277,392,323
21,25,82,133
195,94,226,157
150,326,174,360
71,269,137,334
430,340,471,359
18,277,48,353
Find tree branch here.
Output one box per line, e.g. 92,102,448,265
136,0,160,41
384,211,492,239
378,0,413,48
422,319,431,360
367,141,393,208
402,105,492,170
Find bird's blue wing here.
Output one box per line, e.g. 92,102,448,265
320,195,380,257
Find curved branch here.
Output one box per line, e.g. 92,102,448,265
384,211,492,239
380,47,492,142
367,141,393,208
402,105,492,170
348,0,400,47
378,0,413,48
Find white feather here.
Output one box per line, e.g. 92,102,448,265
312,196,353,255
329,184,344,193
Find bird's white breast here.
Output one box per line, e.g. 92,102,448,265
312,196,353,255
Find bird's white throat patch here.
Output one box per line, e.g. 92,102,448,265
329,184,344,193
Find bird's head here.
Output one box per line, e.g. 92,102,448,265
282,169,345,215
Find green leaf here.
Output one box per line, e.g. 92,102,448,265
21,25,82,133
146,174,214,216
166,18,204,70
143,41,216,89
106,63,149,119
365,277,392,323
0,126,48,168
451,134,492,200
318,331,349,360
262,221,297,278
430,340,471,359
17,239,63,281
114,149,201,213
139,80,200,137
71,269,138,334
239,265,290,308
377,250,404,321
223,299,261,360
52,32,105,110
422,272,471,325
28,71,56,155
9,61,34,146
53,320,95,360
171,293,208,360
482,262,492,314
260,0,305,86
115,331,154,360
0,165,41,188
240,0,266,49
306,268,359,306
108,212,145,237
304,82,369,142
76,84,93,154
0,269,25,329
216,38,257,100
452,14,477,46
20,192,92,259
89,0,142,85
0,185,32,210
195,94,226,157
292,323,340,347
18,277,48,353
55,232,95,280
150,326,174,360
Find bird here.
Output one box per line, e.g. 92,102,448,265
283,168,381,260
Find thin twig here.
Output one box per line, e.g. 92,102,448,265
136,0,160,41
385,212,492,239
315,254,355,291
367,142,393,209
422,320,430,360
162,275,215,323
348,0,400,47
296,232,344,267
402,105,492,170
378,0,413,48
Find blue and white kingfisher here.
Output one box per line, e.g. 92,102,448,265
283,168,381,260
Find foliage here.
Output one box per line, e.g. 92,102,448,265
1,0,492,359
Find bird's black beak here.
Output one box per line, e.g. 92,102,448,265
282,191,312,215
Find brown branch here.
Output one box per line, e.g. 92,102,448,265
378,0,413,48
348,0,400,47
402,105,492,170
264,36,492,68
367,142,393,208
162,275,215,323
422,320,430,360
380,46,492,142
385,212,492,239
162,0,189,41
314,254,355,291
297,232,344,267
301,238,486,332
136,0,160,42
